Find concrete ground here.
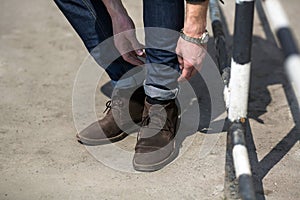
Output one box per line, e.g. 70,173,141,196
0,0,299,199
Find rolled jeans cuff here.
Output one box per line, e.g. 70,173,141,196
144,83,179,100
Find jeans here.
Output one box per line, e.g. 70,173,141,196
54,0,184,100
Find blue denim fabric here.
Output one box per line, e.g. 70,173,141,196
54,0,136,82
54,0,184,100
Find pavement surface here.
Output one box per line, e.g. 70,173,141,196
0,0,299,199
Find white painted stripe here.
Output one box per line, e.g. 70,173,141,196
224,85,230,109
228,59,251,121
209,0,221,22
233,144,252,177
285,54,300,109
264,0,290,30
236,0,254,4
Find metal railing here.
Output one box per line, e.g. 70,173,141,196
209,0,299,199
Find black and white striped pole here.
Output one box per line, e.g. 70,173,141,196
209,0,230,85
264,0,300,113
209,0,231,109
228,0,256,199
209,2,237,198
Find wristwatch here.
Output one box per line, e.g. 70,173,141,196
180,29,209,45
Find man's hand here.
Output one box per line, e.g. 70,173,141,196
102,0,145,66
176,37,207,81
111,15,145,65
176,0,208,81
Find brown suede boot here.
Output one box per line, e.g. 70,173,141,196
76,87,145,145
133,99,178,172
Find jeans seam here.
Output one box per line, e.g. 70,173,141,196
80,0,133,78
80,0,109,39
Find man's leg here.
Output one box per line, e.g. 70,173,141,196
133,0,184,171
54,0,136,82
54,0,145,145
143,0,184,99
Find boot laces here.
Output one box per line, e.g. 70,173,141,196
103,98,123,114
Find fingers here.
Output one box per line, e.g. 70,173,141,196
133,43,145,57
123,35,146,65
176,37,207,82
126,32,145,57
178,69,191,82
122,51,144,66
130,39,146,61
115,38,145,66
132,42,145,57
190,67,197,77
177,62,195,82
113,29,146,66
177,56,183,70
135,49,145,57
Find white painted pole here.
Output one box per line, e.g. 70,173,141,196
264,0,300,113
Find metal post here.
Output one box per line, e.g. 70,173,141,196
228,0,256,199
209,1,237,199
209,0,231,110
264,0,300,114
209,0,230,86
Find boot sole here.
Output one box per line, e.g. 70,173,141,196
76,131,128,146
76,123,142,146
132,143,178,172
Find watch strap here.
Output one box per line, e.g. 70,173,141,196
180,29,209,45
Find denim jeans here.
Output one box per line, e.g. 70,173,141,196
54,0,184,100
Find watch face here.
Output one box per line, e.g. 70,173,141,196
201,32,209,44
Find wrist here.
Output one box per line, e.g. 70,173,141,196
102,0,128,18
183,22,206,38
180,29,209,45
110,12,129,23
184,0,208,37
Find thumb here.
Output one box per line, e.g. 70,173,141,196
135,48,144,56
130,38,145,56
